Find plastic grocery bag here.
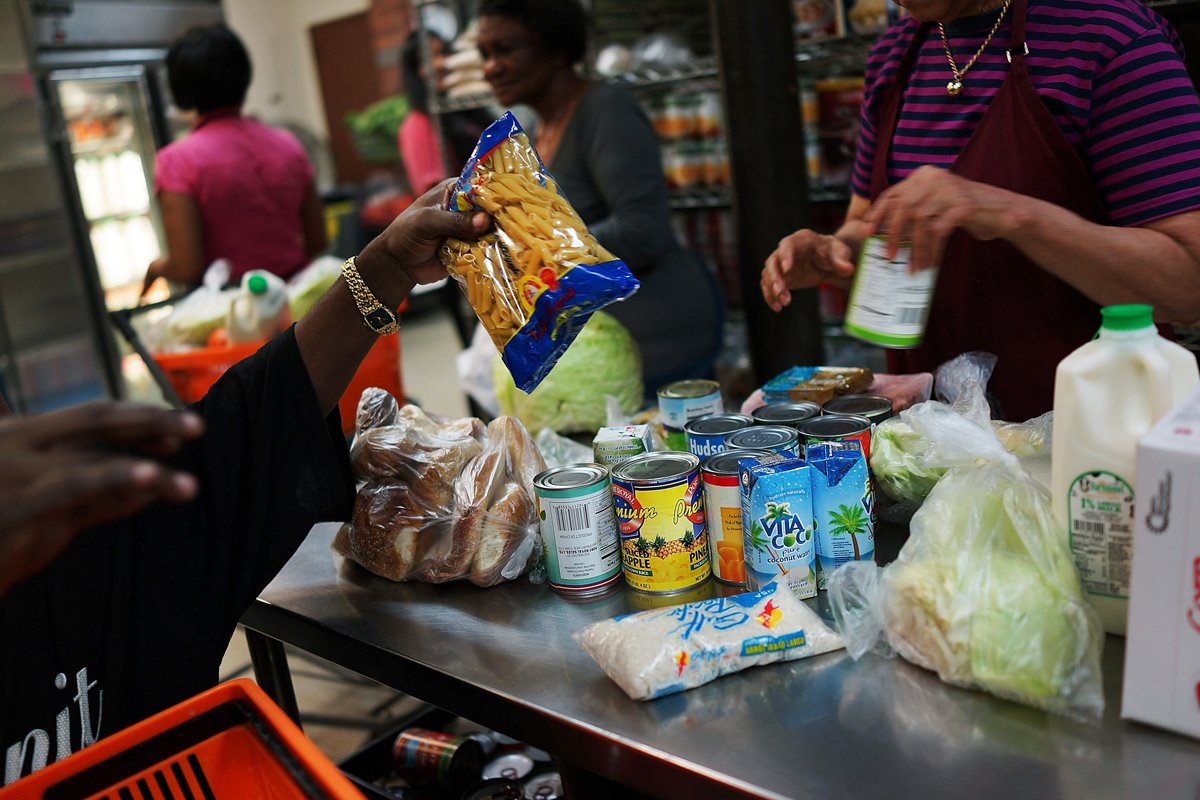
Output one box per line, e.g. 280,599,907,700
827,398,1105,720
334,388,545,587
287,255,342,321
575,581,844,700
144,260,236,352
870,353,1053,506
440,112,640,393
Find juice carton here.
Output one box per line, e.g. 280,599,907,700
806,442,875,589
1122,387,1200,739
593,425,654,468
739,454,816,599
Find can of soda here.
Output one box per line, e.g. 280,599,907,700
460,777,526,800
393,728,484,794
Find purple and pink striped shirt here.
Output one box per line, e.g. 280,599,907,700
849,0,1200,226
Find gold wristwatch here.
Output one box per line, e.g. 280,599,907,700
341,256,399,335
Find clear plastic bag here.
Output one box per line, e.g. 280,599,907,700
828,399,1105,720
144,260,235,352
440,112,640,393
870,353,1054,506
334,389,545,587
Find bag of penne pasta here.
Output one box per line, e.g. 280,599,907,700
441,112,640,393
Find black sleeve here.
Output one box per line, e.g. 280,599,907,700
143,326,355,643
576,83,678,275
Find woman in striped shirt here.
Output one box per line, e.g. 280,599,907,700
762,0,1200,420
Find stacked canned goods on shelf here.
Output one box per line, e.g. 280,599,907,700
530,372,894,607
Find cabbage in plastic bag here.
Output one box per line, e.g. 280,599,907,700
829,401,1104,720
493,311,642,434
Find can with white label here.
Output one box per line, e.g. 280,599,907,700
658,379,723,451
844,235,938,349
533,464,622,598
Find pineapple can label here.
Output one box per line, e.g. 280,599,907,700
611,454,712,594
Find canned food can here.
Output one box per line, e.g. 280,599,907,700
658,379,723,451
461,777,526,800
523,772,564,800
724,425,799,455
482,751,535,781
844,235,939,349
822,394,894,426
751,401,822,429
684,413,754,459
795,414,872,460
624,572,717,611
702,448,772,586
534,464,622,598
393,728,484,793
611,452,712,594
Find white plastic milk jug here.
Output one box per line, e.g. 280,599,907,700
227,270,292,344
1051,304,1199,635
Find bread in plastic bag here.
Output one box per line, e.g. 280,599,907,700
334,390,544,586
828,397,1105,720
575,581,844,700
440,112,640,393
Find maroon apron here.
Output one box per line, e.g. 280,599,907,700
869,0,1109,421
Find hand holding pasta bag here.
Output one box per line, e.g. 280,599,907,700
441,112,640,393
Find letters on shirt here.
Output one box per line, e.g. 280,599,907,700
4,667,103,785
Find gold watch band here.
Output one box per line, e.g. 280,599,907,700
341,256,399,335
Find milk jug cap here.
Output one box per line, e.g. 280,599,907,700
1100,304,1153,332
247,274,269,295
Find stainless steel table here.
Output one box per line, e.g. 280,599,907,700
241,523,1200,800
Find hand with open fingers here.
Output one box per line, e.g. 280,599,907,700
761,229,856,312
0,401,204,595
864,166,1012,272
358,178,492,289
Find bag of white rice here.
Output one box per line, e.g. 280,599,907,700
574,582,844,700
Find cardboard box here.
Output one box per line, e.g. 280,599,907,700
1122,387,1200,739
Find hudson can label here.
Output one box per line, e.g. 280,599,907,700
658,379,723,452
611,452,712,594
534,464,622,598
685,413,754,460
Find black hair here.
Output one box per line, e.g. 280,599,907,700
401,30,447,114
167,24,252,114
477,0,589,65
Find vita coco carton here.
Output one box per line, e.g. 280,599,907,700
1122,386,1200,739
739,454,817,599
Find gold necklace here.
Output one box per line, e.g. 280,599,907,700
938,0,1015,97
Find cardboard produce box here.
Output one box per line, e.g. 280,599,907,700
1122,386,1200,739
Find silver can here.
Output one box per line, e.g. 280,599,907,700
724,425,800,455
533,464,622,598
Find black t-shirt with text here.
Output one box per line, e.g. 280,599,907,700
0,329,354,785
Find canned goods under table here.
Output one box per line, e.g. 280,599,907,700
241,523,1200,800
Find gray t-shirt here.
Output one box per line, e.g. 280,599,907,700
544,81,723,393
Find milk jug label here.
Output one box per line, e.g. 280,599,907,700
1068,471,1134,598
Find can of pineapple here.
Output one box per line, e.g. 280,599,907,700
610,452,712,594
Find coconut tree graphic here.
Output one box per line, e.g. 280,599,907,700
748,500,791,577
827,503,868,559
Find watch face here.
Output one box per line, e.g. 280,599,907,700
365,308,395,331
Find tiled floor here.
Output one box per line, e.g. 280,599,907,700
220,301,470,765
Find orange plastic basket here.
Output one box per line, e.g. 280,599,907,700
153,329,404,434
2,679,362,799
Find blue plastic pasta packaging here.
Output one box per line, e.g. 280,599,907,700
440,112,640,393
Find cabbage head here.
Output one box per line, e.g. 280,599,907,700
493,311,643,433
870,417,946,504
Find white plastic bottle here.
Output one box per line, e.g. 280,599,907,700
1051,304,1199,635
227,270,292,344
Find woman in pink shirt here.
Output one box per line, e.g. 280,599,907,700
143,25,326,291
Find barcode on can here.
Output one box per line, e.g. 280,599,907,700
1073,520,1106,535
895,306,924,325
555,504,591,532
